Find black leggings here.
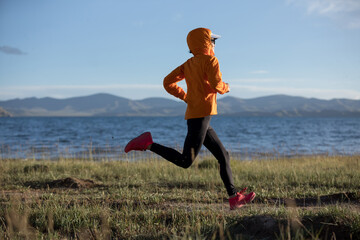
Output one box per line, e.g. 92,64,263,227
150,116,237,196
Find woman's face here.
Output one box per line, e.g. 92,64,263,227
211,38,216,52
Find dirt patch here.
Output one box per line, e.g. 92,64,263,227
23,164,49,173
257,192,360,206
48,177,98,189
153,181,221,190
216,214,359,240
222,215,280,239
24,177,99,189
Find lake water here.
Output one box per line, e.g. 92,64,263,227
0,116,359,160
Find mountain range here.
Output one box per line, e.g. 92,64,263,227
1,93,360,117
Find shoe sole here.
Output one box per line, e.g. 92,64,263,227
124,132,152,153
247,192,256,203
230,192,256,210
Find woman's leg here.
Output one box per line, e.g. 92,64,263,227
203,126,237,196
150,116,211,168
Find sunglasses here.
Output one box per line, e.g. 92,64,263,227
210,33,220,46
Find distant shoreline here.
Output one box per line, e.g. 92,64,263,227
1,93,360,117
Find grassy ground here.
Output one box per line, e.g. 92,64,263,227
0,155,359,239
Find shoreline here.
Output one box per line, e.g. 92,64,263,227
0,150,360,162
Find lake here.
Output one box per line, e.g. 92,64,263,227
0,116,359,160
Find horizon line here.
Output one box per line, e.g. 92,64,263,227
0,92,359,102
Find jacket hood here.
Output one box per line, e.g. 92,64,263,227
187,28,213,56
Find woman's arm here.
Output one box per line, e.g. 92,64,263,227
163,64,187,101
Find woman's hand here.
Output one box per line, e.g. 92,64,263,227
226,83,230,93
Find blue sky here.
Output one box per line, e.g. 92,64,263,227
1,0,360,100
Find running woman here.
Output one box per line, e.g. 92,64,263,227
124,27,255,210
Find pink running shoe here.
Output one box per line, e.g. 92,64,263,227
124,132,153,153
229,187,256,210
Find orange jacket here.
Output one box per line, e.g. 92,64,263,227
163,28,229,120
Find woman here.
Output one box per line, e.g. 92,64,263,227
124,27,255,210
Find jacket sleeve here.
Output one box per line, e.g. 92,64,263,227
163,64,187,101
206,56,229,94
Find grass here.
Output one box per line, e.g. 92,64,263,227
0,155,359,239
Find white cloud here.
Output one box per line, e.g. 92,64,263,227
231,78,283,83
287,0,360,29
305,0,360,14
132,20,144,27
0,84,164,100
347,18,360,29
229,84,360,100
172,13,183,22
1,84,162,90
250,70,269,74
